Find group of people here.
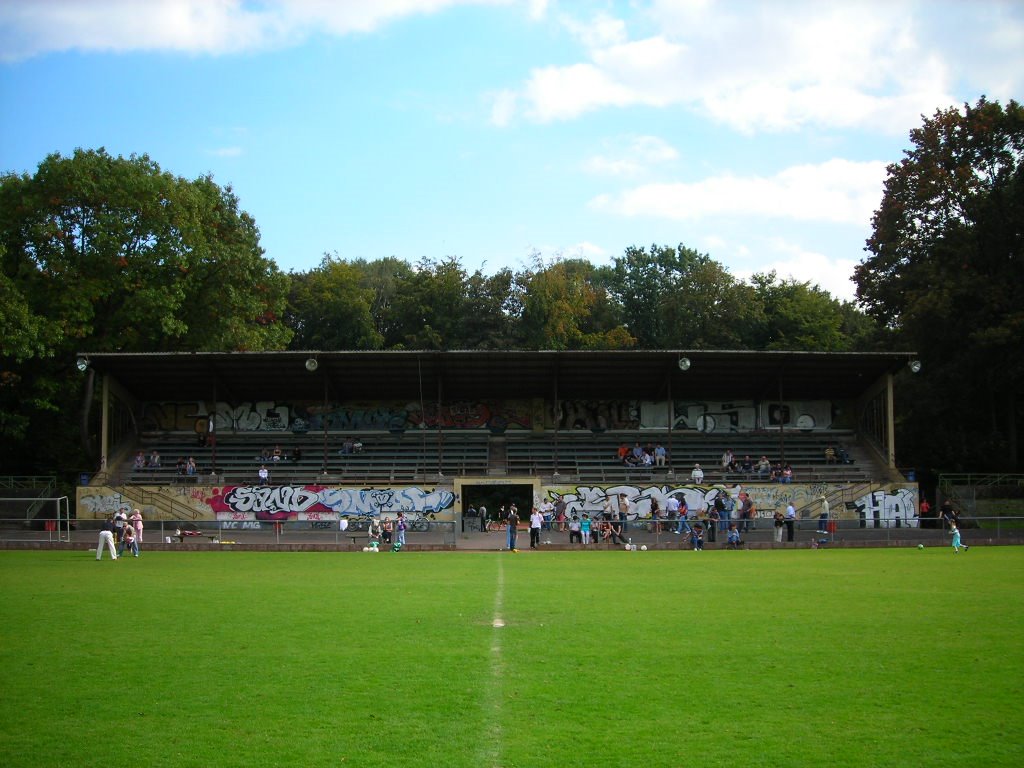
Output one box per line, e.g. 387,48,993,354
258,444,302,463
616,441,668,467
132,450,203,478
496,503,634,551
726,454,795,483
132,450,161,470
338,437,364,455
96,508,144,560
365,513,408,548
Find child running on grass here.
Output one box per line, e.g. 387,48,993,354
950,523,969,553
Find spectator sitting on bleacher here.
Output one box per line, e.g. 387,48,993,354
352,438,363,453
837,444,851,464
771,461,783,482
258,465,269,485
186,456,197,476
133,451,145,470
758,455,771,479
176,457,186,475
824,445,837,464
727,523,742,549
721,449,736,472
272,445,282,461
654,443,667,466
260,446,272,461
291,446,302,463
691,463,704,483
781,463,793,483
624,441,643,466
740,455,753,475
149,450,161,468
340,438,354,455
641,450,654,467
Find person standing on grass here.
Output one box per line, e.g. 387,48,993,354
817,496,830,535
529,506,543,549
618,493,630,533
674,498,691,535
96,516,118,561
950,523,970,553
785,501,796,542
130,508,144,544
396,512,408,547
505,504,520,551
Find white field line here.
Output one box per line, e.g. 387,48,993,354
480,556,506,767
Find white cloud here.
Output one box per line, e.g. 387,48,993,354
499,0,1022,134
590,158,887,226
565,240,609,261
0,0,521,60
560,10,628,49
208,146,243,157
737,238,860,302
583,135,679,177
489,89,518,127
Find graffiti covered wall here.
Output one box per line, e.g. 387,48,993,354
79,482,919,529
78,484,456,523
539,481,920,528
141,397,844,434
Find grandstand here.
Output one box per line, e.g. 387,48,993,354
56,348,932,545
110,428,873,487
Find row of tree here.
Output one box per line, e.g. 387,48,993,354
2,97,1021,478
286,248,878,353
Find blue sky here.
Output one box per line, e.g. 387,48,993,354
1,1,1021,301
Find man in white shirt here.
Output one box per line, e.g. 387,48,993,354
691,463,704,483
529,507,544,549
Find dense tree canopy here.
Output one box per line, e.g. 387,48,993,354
0,148,292,470
856,97,1024,471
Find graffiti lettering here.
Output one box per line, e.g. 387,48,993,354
852,488,918,528
223,486,322,514
79,493,131,519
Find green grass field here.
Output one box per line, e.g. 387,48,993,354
1,547,1022,767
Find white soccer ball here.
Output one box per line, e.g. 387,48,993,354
362,546,369,552
625,543,631,551
640,545,648,551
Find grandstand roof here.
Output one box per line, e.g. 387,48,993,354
80,349,915,404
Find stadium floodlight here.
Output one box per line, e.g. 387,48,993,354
677,356,691,372
908,359,922,374
305,357,319,372
76,356,90,373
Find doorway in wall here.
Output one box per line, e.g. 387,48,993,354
460,482,535,530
